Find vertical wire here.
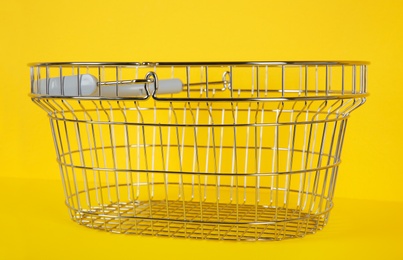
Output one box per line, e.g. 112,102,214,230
310,109,330,231
124,102,137,232
303,119,315,214
300,101,327,235
60,100,82,224
352,65,357,94
117,67,132,213
290,101,307,235
282,102,298,231
187,102,203,237
116,102,133,202
136,65,144,200
274,103,283,239
205,66,209,98
46,65,49,95
151,101,157,197
115,66,119,96
188,104,199,200
322,119,339,222
230,104,238,198
186,66,191,98
74,102,93,226
299,65,303,96
196,90,204,233
98,100,122,231
318,100,344,222
90,101,107,229
206,101,219,237
254,67,260,238
253,102,260,240
169,72,188,228
77,67,81,96
140,110,153,234
269,109,278,206
54,117,74,216
257,66,268,238
217,106,225,239
180,102,188,236
362,65,366,93
98,67,102,97
324,119,348,227
81,102,99,205
158,125,170,235
134,102,153,234
341,65,345,95
256,66,259,97
136,103,141,198
359,65,363,93
297,101,315,235
50,117,71,216
306,102,327,215
251,66,255,96
243,102,251,202
165,103,173,195
364,65,368,93
287,103,299,236
218,106,225,217
329,65,332,94
230,101,239,237
47,100,75,219
108,101,122,231
315,65,318,95
60,66,64,97
36,66,40,95
281,65,285,97
265,65,268,96
96,102,112,203
204,105,211,201
242,66,254,211
171,102,187,235
30,66,34,93
325,65,329,96
305,65,309,96
257,104,265,202
315,102,340,214
301,105,316,235
328,119,348,201
125,103,135,205
79,97,102,226
230,66,234,98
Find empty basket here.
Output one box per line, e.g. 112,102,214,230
30,61,368,241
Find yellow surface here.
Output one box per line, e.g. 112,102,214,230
0,0,403,259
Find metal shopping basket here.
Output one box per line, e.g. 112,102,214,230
30,61,368,241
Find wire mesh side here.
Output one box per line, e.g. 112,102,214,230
31,97,357,241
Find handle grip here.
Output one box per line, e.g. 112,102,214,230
36,74,183,97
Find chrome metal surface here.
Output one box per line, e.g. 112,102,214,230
29,61,370,67
31,61,368,241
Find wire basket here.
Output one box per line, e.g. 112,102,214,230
30,61,368,241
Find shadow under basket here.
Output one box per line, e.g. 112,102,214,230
30,61,368,241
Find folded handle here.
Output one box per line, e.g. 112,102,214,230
36,74,183,97
96,78,183,97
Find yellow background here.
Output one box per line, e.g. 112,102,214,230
1,0,402,259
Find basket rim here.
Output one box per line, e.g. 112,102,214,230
28,61,370,67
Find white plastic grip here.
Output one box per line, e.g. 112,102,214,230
37,74,98,96
36,74,183,97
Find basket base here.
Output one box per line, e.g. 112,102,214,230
71,200,328,241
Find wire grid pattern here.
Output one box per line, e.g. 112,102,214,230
31,62,367,241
